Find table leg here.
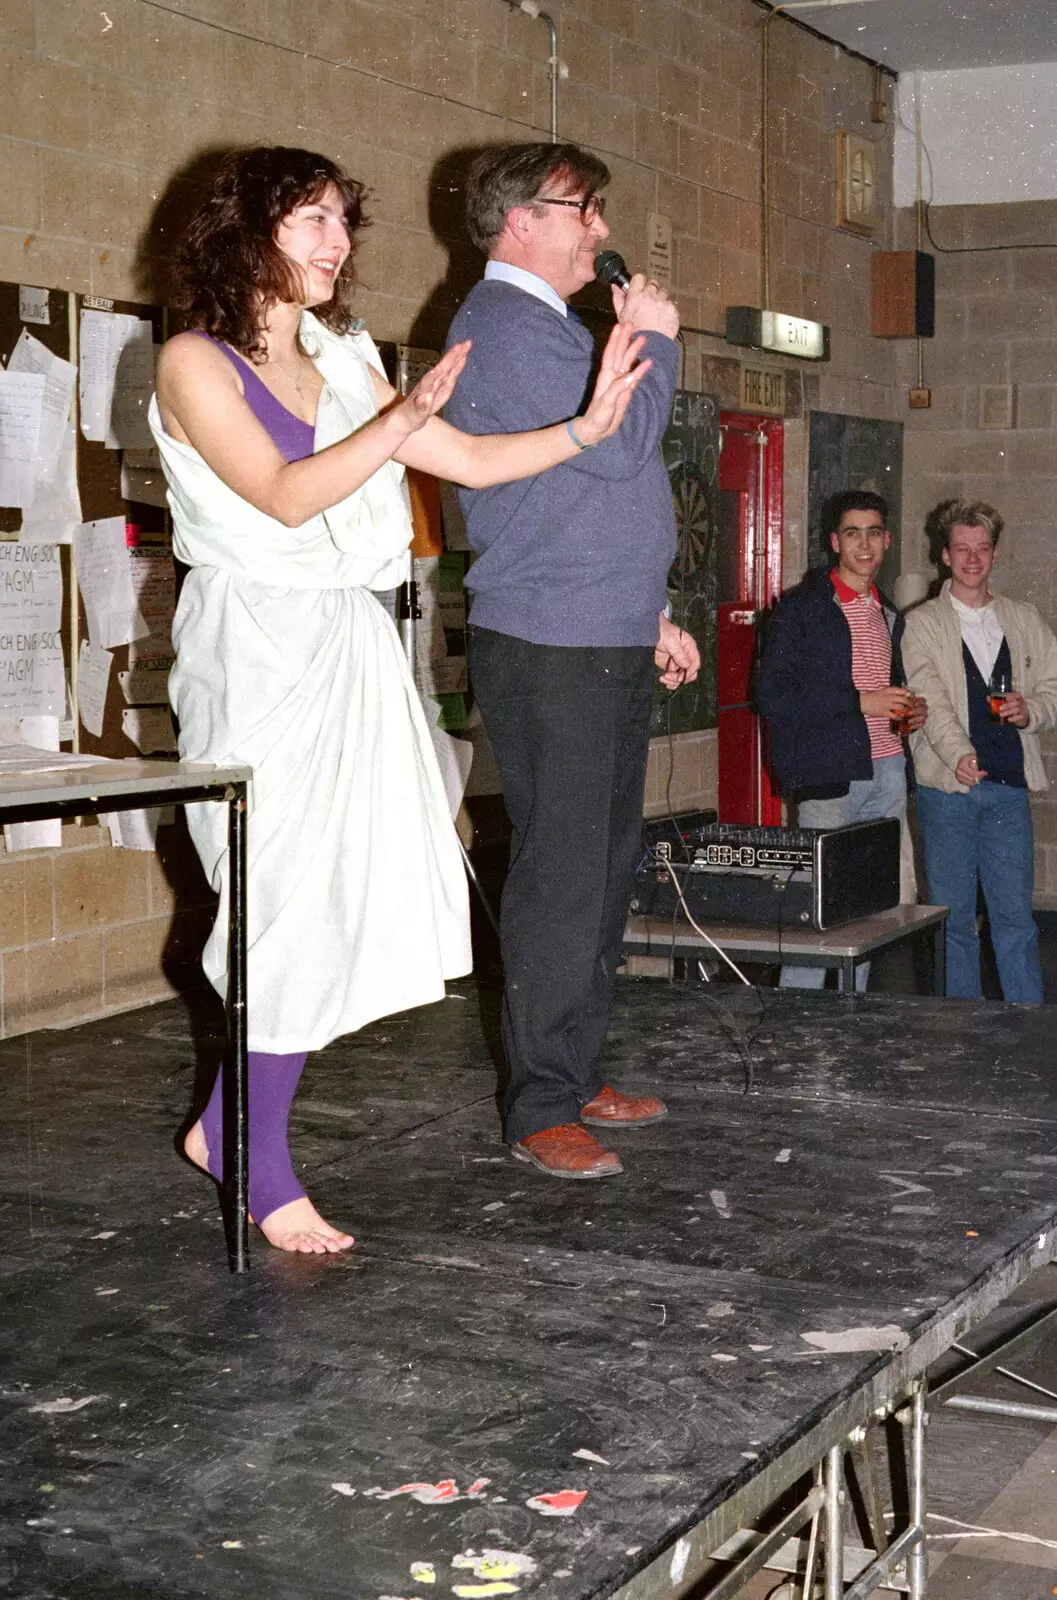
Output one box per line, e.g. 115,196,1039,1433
226,784,249,1273
932,920,947,998
842,955,855,995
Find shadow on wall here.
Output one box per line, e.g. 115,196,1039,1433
133,146,240,312
412,143,621,352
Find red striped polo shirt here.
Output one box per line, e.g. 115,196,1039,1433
830,569,902,759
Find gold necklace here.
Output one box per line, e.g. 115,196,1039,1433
267,351,306,400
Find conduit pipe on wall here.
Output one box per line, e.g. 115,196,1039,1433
503,0,565,142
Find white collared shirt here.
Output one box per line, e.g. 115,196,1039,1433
484,260,568,317
949,590,1006,681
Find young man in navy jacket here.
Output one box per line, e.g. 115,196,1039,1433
758,490,926,988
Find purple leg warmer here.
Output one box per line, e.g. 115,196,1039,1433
198,1050,309,1225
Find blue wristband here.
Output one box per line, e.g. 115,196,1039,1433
566,417,594,450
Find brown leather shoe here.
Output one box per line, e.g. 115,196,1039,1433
580,1084,668,1127
511,1123,623,1179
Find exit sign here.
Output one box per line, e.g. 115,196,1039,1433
725,305,830,361
741,365,785,414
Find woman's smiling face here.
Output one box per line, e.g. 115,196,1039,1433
274,184,352,306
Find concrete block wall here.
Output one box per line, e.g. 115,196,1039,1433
1,0,904,1027
0,818,213,1036
898,200,1057,906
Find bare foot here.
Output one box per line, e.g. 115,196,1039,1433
183,1119,211,1175
258,1196,355,1255
182,1122,354,1253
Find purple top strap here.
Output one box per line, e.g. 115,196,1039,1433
191,331,316,463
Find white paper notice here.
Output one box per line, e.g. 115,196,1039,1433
0,544,65,717
109,327,155,450
122,705,176,753
19,286,50,326
3,715,61,851
73,517,149,650
8,331,77,485
18,420,81,545
126,546,175,692
119,666,169,705
79,310,156,449
100,806,173,850
76,640,112,738
120,462,168,508
0,370,46,509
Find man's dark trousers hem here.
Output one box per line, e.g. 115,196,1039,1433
468,626,655,1144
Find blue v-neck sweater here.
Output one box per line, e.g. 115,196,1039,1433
445,279,678,647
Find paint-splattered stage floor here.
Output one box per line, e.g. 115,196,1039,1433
2,979,1057,1599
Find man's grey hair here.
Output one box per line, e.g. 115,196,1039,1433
465,142,611,254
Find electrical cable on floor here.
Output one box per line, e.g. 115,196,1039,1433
661,858,751,986
919,1514,1057,1553
659,858,765,1094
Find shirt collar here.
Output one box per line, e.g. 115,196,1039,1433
830,567,878,604
949,588,995,623
485,260,568,318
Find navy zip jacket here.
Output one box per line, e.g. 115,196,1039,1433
757,565,907,800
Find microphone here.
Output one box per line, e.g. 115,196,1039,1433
594,249,631,290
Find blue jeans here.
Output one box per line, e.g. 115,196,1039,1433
780,756,907,993
916,781,1042,1004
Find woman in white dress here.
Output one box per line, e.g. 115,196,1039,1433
151,146,650,1253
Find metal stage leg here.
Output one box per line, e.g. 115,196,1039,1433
458,837,501,939
226,783,250,1273
824,1445,844,1600
906,1385,927,1600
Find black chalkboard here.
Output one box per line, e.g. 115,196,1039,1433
807,411,904,594
655,389,720,734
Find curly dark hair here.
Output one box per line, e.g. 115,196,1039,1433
173,146,369,359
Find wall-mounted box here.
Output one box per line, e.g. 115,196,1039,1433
871,251,935,338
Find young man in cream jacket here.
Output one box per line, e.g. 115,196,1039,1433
902,499,1057,1002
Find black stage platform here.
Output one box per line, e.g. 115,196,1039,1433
2,981,1056,1600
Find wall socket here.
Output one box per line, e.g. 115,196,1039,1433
908,387,932,409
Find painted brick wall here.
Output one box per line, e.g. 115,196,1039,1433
898,200,1057,907
0,0,903,1024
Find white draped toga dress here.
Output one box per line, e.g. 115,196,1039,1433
148,313,472,1053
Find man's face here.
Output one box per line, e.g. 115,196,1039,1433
942,523,996,597
516,178,610,299
830,508,890,588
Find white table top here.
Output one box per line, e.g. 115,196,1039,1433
0,756,252,810
625,902,948,961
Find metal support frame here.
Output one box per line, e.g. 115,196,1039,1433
679,1386,928,1600
0,773,252,1273
225,784,250,1272
930,1299,1057,1420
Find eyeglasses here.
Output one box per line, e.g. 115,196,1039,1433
533,193,606,224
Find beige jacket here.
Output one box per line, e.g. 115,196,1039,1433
902,580,1057,793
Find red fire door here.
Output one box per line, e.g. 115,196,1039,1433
717,413,784,825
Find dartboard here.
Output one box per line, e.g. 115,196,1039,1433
669,462,712,583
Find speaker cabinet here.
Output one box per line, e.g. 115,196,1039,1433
871,251,935,338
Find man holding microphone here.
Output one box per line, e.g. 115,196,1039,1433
446,142,698,1179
